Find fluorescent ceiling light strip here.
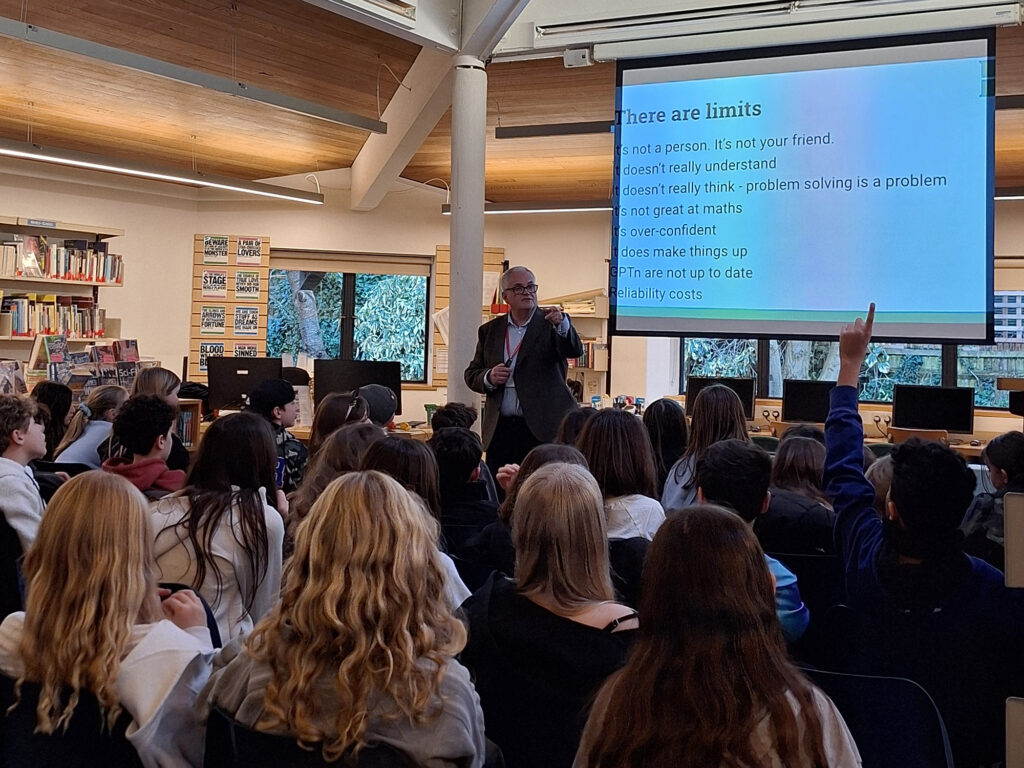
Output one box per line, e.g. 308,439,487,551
441,201,611,214
0,140,324,205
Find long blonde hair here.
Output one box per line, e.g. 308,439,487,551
131,367,180,399
249,470,466,760
54,385,127,456
513,463,616,612
17,471,160,733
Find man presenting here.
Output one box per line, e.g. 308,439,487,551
465,266,584,477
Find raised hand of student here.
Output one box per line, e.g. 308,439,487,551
838,303,875,388
496,463,520,492
159,588,208,630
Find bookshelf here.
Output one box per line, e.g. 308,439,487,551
0,217,125,364
176,398,203,454
542,288,609,401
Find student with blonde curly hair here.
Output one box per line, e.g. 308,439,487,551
200,470,485,765
0,471,214,766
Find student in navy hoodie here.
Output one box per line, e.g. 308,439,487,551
825,304,1024,768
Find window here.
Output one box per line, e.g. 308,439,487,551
681,338,757,393
957,290,1024,408
267,258,430,383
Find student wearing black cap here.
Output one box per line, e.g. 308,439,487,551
247,379,308,494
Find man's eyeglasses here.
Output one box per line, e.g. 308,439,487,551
505,283,538,296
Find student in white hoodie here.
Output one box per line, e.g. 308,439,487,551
0,394,48,552
0,471,214,767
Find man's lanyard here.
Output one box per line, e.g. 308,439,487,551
504,325,525,366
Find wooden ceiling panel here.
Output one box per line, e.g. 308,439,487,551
998,25,1024,95
997,110,1024,187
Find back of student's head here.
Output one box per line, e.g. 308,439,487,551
308,392,368,456
20,471,159,733
30,381,72,460
982,430,1024,490
685,384,750,459
779,423,825,445
188,411,277,493
555,406,595,446
770,436,828,505
360,436,441,520
430,402,477,431
889,438,975,551
54,385,128,457
865,455,893,518
131,366,180,402
642,398,688,479
428,427,482,491
113,394,176,457
250,470,465,761
0,395,38,454
577,408,657,499
513,463,614,611
694,438,771,522
579,504,827,767
498,443,588,526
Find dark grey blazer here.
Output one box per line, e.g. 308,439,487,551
464,311,584,448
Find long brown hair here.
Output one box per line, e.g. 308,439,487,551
359,437,442,520
679,384,749,465
18,472,160,733
577,409,657,499
498,443,588,526
578,505,827,767
250,471,465,761
308,393,369,456
770,436,830,507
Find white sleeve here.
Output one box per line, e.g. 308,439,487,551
0,474,44,553
248,506,284,625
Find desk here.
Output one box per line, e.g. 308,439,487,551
198,420,431,445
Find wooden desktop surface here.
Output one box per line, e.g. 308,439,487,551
196,421,431,444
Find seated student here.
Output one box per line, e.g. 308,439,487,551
199,471,485,766
306,392,369,456
0,395,47,553
576,408,665,540
247,378,307,494
864,454,893,518
360,437,470,608
464,443,589,579
150,412,285,641
662,384,750,512
29,381,72,462
825,304,1024,768
54,385,128,469
554,406,595,446
428,427,499,557
460,464,637,768
960,429,1024,571
695,439,811,643
432,402,499,503
98,367,190,473
757,435,836,555
102,395,186,498
357,383,398,428
285,421,384,557
0,472,213,767
642,398,688,498
576,505,859,768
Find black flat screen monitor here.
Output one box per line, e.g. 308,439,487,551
207,356,283,411
685,377,755,420
782,379,834,424
891,384,975,435
313,359,402,414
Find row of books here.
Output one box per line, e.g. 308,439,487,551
568,341,609,370
0,293,106,338
29,335,138,371
177,410,197,449
0,237,124,283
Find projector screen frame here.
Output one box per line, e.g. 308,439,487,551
609,28,995,345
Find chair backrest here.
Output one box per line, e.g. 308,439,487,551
888,427,948,445
770,420,824,439
204,707,419,767
801,667,954,768
1008,697,1024,768
0,675,143,768
1005,492,1024,588
765,551,845,619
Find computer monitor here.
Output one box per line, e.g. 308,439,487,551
206,356,283,411
685,376,756,420
782,379,834,424
891,384,975,435
313,359,402,414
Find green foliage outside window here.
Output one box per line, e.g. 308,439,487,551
354,274,427,381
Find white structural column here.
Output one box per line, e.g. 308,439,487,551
447,55,488,409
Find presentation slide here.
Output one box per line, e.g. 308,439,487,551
611,34,994,341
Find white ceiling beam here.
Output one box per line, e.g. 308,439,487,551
348,0,531,211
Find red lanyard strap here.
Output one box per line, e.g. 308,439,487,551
504,328,525,364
